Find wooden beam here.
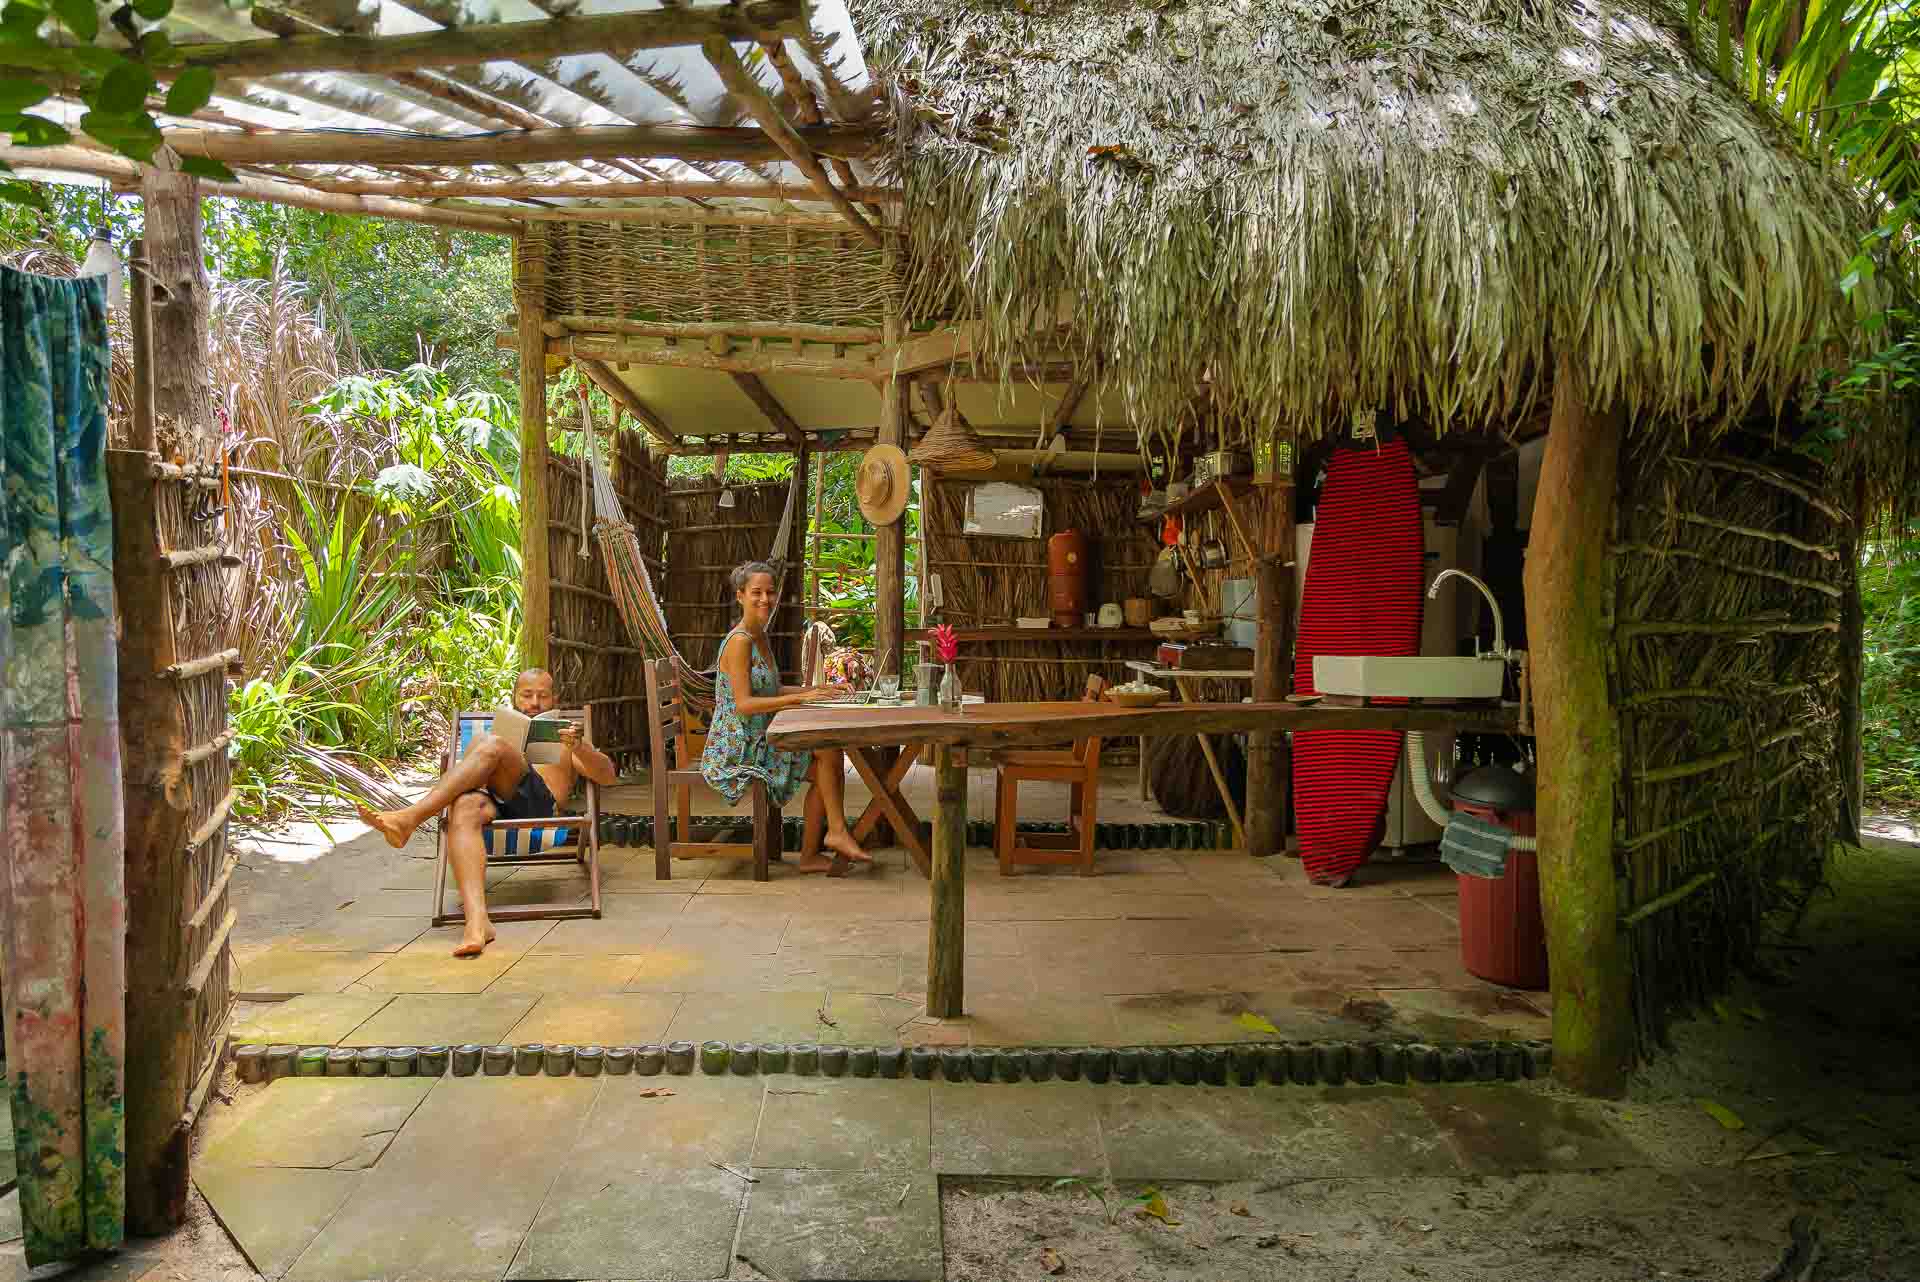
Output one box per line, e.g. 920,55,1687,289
160,2,805,82
1,144,519,233
556,316,884,345
501,332,880,380
291,175,899,203
700,35,885,248
760,36,876,216
730,373,807,445
1525,357,1633,1097
518,229,552,670
874,315,907,678
158,122,876,169
886,323,988,378
574,356,680,444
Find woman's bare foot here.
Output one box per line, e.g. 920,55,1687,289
823,831,872,868
357,804,418,850
795,853,836,874
452,922,497,957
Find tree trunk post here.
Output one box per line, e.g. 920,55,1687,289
1247,477,1295,858
874,315,906,680
517,227,551,669
925,745,966,1017
123,161,207,1235
1525,357,1633,1097
1836,473,1866,844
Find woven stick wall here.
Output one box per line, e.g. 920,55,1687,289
1611,445,1849,1049
546,430,666,768
664,475,805,680
924,475,1159,702
534,219,902,328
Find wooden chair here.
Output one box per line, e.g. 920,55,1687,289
430,707,603,925
644,657,781,881
991,675,1111,876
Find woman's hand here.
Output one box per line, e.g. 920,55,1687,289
793,684,843,705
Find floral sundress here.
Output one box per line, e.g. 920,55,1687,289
700,625,810,805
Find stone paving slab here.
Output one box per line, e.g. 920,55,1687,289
960,994,1122,1046
285,1075,598,1282
276,915,430,953
525,907,685,954
351,949,521,994
393,920,555,956
486,953,646,995
1098,1085,1464,1182
1416,1085,1647,1172
577,1072,762,1171
234,950,388,999
505,993,684,1045
736,1169,941,1282
0,1192,18,1245
342,993,540,1047
508,1161,743,1281
201,1077,436,1170
662,991,839,1045
754,1076,931,1172
628,951,900,995
233,994,394,1046
197,1165,360,1277
932,1081,1105,1177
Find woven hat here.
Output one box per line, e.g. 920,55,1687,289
908,400,996,474
856,444,910,526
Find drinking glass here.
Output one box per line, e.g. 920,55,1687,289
875,675,901,703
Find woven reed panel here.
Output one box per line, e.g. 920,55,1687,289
537,220,902,328
664,475,803,679
1610,447,1849,1049
547,430,667,766
924,475,1160,703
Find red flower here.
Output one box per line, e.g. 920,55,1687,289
930,624,959,665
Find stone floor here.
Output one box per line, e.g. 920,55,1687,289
190,1070,1640,1282
229,762,1550,1052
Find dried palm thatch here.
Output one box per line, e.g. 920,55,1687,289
858,0,1886,449
1612,440,1847,1048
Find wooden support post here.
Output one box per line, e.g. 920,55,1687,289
926,745,967,1018
1525,358,1633,1097
1247,544,1294,857
874,318,906,680
517,228,551,669
123,162,208,1236
1837,473,1867,844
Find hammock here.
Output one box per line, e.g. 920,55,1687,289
577,386,800,713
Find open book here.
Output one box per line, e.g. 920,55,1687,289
489,707,570,767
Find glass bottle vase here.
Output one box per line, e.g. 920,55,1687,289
938,664,962,712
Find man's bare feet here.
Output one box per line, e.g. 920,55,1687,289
357,804,418,850
452,923,497,957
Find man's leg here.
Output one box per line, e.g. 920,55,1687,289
447,791,498,956
359,733,528,849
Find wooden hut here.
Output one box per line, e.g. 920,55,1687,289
8,0,1912,1234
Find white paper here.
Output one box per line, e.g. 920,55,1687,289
962,482,1044,539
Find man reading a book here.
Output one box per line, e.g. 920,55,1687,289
358,668,617,956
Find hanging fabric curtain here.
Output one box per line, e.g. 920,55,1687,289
0,267,126,1264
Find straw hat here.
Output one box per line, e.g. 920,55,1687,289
856,444,910,526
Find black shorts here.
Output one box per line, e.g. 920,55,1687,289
489,768,557,822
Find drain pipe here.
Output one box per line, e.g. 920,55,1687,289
1406,731,1537,851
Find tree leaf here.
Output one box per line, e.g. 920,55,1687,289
1135,1189,1180,1225
1235,1011,1280,1035
1039,1247,1065,1274
96,62,155,115
165,65,214,116
0,178,50,212
51,0,94,40
10,112,71,145
130,0,171,19
140,27,183,65
79,109,160,161
0,78,51,113
180,155,236,183
1699,1099,1745,1131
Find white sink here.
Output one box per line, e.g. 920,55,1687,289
1313,655,1505,701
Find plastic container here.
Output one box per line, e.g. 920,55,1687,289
1450,767,1548,990
1047,530,1090,629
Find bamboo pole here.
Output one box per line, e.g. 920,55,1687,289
296,175,899,203
1525,357,1633,1098
731,373,807,445
559,316,884,344
158,122,875,169
518,228,552,669
875,316,906,678
147,2,807,81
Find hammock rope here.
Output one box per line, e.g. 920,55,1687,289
576,383,800,714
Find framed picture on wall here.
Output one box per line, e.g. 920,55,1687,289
962,482,1044,539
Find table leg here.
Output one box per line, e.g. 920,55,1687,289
1174,676,1246,848
926,745,966,1018
1138,734,1149,801
849,745,930,876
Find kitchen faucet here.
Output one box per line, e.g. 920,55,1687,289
1429,569,1505,660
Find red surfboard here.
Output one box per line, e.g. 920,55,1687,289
1291,433,1425,885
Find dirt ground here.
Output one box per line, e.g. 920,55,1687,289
938,830,1920,1282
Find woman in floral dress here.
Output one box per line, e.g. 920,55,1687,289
702,561,874,874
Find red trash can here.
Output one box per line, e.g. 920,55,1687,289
1449,767,1548,990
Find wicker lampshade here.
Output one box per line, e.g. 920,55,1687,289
909,401,996,473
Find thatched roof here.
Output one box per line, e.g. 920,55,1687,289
857,0,1885,445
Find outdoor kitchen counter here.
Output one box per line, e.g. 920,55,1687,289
769,699,1519,1021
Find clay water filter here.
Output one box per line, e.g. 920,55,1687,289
1047,529,1090,629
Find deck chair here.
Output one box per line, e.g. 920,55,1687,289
430,708,604,925
644,657,781,881
991,675,1111,876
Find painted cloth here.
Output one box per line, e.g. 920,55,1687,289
0,266,125,1263
701,626,809,806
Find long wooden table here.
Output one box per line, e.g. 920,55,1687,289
769,699,1517,1019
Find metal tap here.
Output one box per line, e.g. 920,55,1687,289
1428,569,1505,660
